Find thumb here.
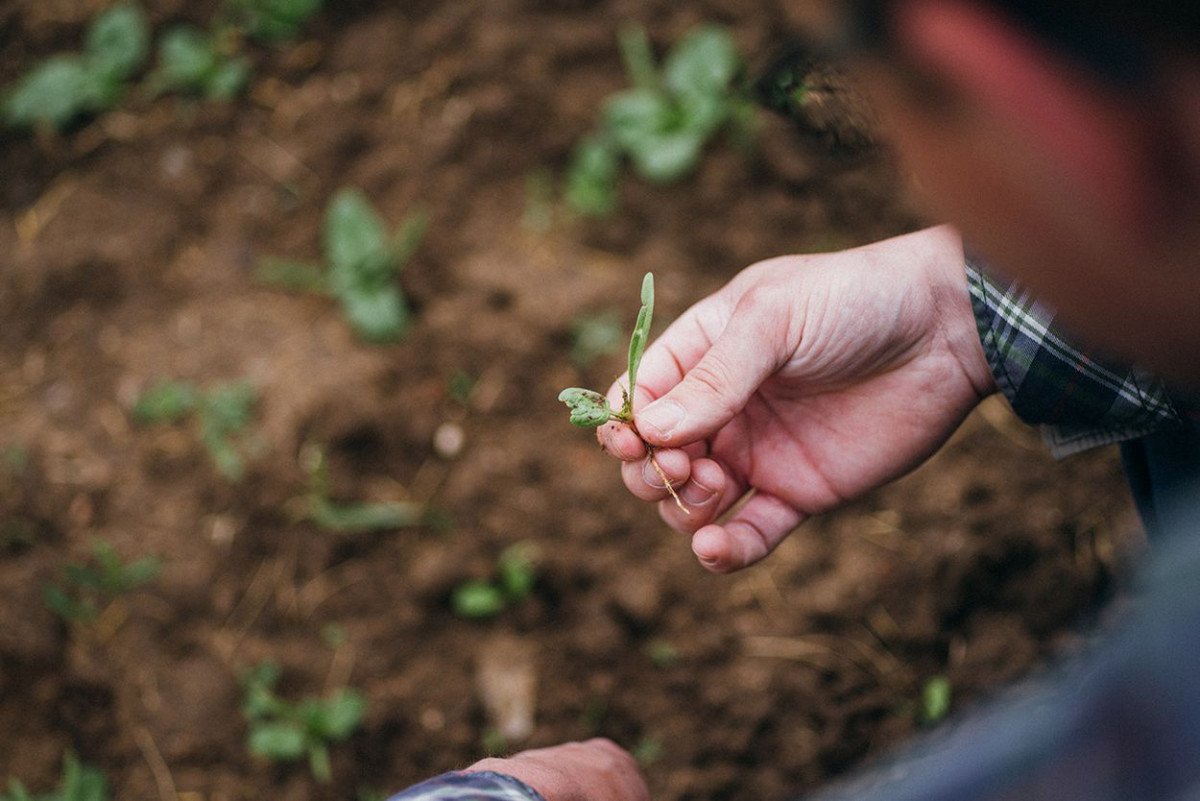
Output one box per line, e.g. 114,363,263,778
636,296,788,447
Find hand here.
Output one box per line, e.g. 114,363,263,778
599,226,996,573
465,739,649,801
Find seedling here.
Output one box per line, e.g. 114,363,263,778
1,751,108,801
43,539,160,625
919,676,952,725
558,273,686,512
241,661,366,784
2,4,149,131
145,25,251,100
255,189,427,343
566,23,752,216
450,543,539,619
222,0,324,43
133,379,261,481
301,444,425,533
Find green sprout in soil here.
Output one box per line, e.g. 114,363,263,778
222,0,324,44
1,3,150,131
241,661,367,784
133,379,261,482
558,272,686,512
255,188,427,344
145,24,251,100
301,443,426,533
569,309,625,369
919,675,952,725
42,539,161,625
1,751,108,801
451,542,539,619
566,23,752,217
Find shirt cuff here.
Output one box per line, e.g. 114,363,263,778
387,770,549,801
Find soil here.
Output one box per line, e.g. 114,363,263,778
0,2,1142,800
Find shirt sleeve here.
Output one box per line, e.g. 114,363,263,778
386,770,548,801
964,257,1180,457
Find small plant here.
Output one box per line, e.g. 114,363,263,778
256,189,427,343
133,379,260,481
558,272,686,511
301,444,425,533
241,661,367,784
2,4,150,131
222,0,323,43
451,543,539,619
43,539,160,624
145,25,251,100
565,23,751,216
919,675,952,725
1,751,108,801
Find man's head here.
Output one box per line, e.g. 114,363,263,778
822,0,1200,388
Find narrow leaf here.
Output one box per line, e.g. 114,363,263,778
627,272,654,404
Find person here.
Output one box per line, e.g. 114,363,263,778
388,1,1200,799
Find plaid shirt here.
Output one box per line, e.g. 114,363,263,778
965,258,1181,456
387,770,545,801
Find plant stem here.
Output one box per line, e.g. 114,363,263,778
648,448,688,515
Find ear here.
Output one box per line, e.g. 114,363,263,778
895,0,1163,239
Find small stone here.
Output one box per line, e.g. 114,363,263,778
433,422,465,459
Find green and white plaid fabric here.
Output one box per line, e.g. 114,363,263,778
965,258,1180,456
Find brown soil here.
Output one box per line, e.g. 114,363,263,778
0,2,1141,800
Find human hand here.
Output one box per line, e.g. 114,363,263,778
599,226,996,573
465,738,649,801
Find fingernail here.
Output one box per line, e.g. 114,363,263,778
680,479,716,507
639,400,685,440
642,459,666,488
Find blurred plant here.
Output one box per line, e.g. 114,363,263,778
256,189,427,343
565,23,752,216
643,639,679,669
145,25,251,100
42,539,161,625
223,0,323,43
569,309,625,369
451,542,539,619
632,737,664,767
1,751,108,801
1,4,149,131
919,675,952,725
241,661,367,784
2,444,29,475
133,379,260,481
300,443,425,532
447,370,476,404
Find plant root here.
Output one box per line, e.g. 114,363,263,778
648,448,689,515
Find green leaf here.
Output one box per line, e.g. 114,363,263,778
565,135,619,218
150,26,219,93
84,4,150,82
920,676,952,724
324,189,390,282
226,0,323,43
557,387,613,427
58,751,109,801
308,498,424,532
249,722,308,760
320,689,366,739
133,379,198,425
603,88,674,154
205,56,252,101
338,285,407,343
616,24,658,92
662,25,738,100
498,543,537,600
627,132,704,184
3,56,93,130
451,580,507,618
627,272,654,405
